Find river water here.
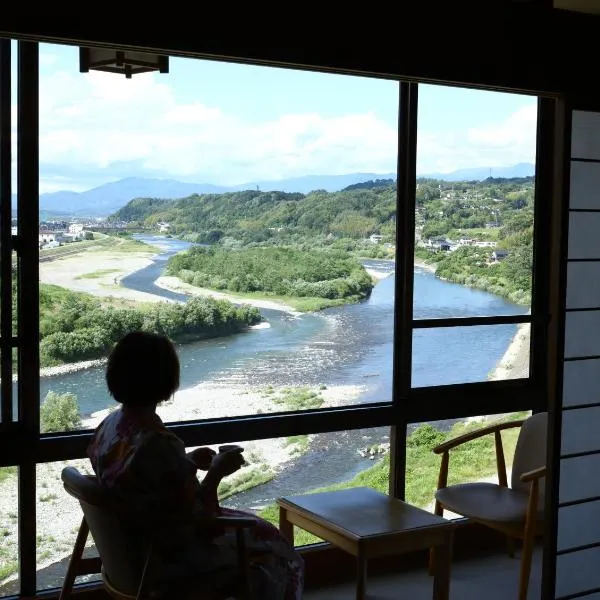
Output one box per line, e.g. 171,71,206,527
38,235,527,508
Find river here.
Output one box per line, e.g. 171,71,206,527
38,235,527,508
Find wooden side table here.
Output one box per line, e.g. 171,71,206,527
277,487,454,600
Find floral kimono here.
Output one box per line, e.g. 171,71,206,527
87,408,303,600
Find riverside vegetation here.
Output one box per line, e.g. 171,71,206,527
167,246,374,311
38,285,260,367
112,175,534,306
7,231,262,368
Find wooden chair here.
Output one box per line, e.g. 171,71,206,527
430,412,547,600
58,466,258,600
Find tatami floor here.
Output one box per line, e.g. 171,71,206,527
305,547,542,599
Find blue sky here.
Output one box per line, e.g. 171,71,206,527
16,43,538,193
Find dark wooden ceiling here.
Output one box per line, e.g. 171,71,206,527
0,2,596,98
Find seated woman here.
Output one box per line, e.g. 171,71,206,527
87,331,303,600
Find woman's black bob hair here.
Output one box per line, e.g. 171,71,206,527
105,331,180,405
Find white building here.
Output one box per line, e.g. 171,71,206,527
491,250,509,262
68,223,84,234
39,232,67,245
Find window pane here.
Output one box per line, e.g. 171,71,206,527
10,250,17,423
0,42,17,424
0,466,18,596
412,323,530,387
36,460,100,592
37,42,399,432
10,38,16,343
406,412,529,516
414,84,536,316
220,427,390,547
1,255,18,425
37,428,390,573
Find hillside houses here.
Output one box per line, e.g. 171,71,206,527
491,249,510,262
37,219,95,249
423,236,499,252
422,234,508,262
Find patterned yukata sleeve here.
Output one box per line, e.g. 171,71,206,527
128,432,200,520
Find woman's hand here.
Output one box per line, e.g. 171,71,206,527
187,447,217,470
209,448,245,479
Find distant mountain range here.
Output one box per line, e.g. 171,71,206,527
26,162,535,217
421,162,535,181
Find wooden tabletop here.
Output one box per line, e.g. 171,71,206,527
277,487,452,541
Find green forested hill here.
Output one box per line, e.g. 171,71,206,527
111,176,536,305
111,177,533,246
112,187,397,244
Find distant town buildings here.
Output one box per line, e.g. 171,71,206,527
39,232,67,245
37,219,101,249
421,234,508,263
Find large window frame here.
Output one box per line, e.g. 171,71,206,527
0,39,554,598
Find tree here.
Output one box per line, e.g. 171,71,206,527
40,391,81,433
330,212,378,239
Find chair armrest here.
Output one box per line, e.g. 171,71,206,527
433,419,525,454
520,466,546,483
214,515,258,529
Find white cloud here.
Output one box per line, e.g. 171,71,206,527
30,69,399,192
39,53,58,67
417,104,537,174
13,64,538,193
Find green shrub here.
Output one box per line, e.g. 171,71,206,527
0,466,16,484
40,391,81,433
271,387,324,411
406,423,445,450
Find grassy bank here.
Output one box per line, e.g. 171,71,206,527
39,232,155,262
257,412,527,546
0,467,16,485
414,247,531,306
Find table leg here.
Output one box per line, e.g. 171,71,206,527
356,552,367,600
278,506,294,545
432,530,453,600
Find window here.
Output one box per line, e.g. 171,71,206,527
219,427,391,546
0,38,551,598
35,461,100,591
412,84,537,387
35,43,400,433
406,412,528,515
0,467,18,596
1,41,16,425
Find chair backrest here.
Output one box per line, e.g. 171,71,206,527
510,411,547,496
61,466,148,596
